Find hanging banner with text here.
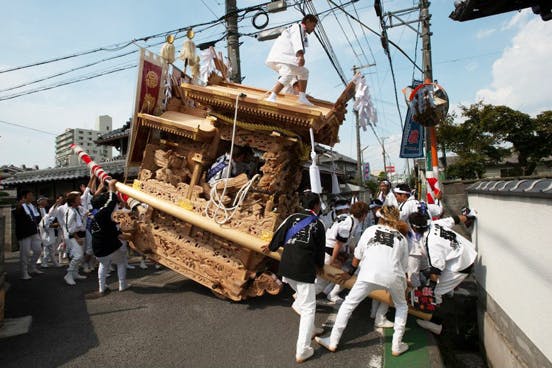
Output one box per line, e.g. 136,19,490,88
399,107,425,158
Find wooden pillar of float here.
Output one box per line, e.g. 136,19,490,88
115,181,431,320
186,153,204,199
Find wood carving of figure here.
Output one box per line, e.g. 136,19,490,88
155,150,191,186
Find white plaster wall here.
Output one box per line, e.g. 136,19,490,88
468,194,552,362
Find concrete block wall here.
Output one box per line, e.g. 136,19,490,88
467,179,552,368
0,206,14,252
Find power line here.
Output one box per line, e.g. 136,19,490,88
339,0,372,67
0,63,136,102
0,49,137,93
327,1,364,67
0,119,57,135
0,0,280,75
304,1,348,85
201,0,220,18
327,0,422,73
0,42,136,74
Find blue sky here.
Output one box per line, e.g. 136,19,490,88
1,0,550,175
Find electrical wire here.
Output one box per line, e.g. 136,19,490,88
326,1,364,67
0,50,137,93
0,25,226,101
0,119,57,135
326,0,422,73
0,63,136,102
339,0,372,67
0,1,280,75
303,1,348,85
200,0,219,18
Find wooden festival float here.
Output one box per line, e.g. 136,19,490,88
73,47,430,319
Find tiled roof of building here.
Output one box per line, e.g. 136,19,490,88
96,121,130,145
466,178,552,199
1,159,138,185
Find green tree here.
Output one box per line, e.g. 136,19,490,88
437,102,552,179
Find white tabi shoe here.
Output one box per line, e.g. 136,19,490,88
315,336,337,352
119,282,132,292
297,94,314,106
374,318,395,328
295,346,314,364
392,342,409,356
326,294,344,304
264,93,277,103
311,326,324,339
73,272,87,280
64,273,76,286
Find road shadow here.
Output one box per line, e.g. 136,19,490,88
0,254,99,368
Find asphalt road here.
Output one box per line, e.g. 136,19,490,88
0,253,383,368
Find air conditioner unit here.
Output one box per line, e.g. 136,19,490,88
256,27,285,41
266,0,287,13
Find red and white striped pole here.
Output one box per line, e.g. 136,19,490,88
70,144,132,203
70,143,112,183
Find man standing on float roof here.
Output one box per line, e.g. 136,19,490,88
265,14,318,106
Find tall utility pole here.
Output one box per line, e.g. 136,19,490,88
381,137,388,179
420,0,439,177
226,0,242,83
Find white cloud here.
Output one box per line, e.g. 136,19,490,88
475,15,552,115
501,9,533,30
476,28,496,39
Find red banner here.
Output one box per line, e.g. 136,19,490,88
138,60,162,114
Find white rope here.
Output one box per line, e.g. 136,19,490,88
206,174,260,224
204,93,258,224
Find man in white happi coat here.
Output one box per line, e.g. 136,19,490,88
63,192,88,285
316,205,410,356
407,211,477,335
393,183,442,221
37,196,60,267
265,14,318,106
80,176,96,272
316,201,368,303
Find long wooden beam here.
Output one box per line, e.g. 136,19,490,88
115,181,431,320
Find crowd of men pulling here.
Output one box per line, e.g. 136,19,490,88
13,176,149,297
263,180,477,363
13,175,477,363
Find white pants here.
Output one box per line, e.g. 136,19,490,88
269,63,309,86
283,277,316,357
330,279,408,351
65,238,83,272
97,246,127,292
371,300,389,322
41,239,59,266
19,234,42,276
84,229,93,256
315,253,343,297
434,269,469,303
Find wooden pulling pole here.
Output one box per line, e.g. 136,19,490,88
70,144,431,320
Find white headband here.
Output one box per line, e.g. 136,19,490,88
335,204,350,211
393,188,410,195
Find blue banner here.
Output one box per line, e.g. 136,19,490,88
399,107,425,158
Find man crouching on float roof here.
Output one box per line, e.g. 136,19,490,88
265,14,318,106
